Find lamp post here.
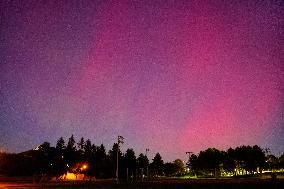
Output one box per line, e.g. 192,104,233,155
116,135,124,183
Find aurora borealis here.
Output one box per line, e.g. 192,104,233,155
1,0,283,161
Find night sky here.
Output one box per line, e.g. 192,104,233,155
1,0,283,161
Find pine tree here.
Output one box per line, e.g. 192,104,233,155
56,137,65,150
66,134,76,151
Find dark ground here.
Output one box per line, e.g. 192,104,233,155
0,178,283,189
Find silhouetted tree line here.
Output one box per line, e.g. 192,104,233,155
187,145,284,177
0,137,283,179
0,135,182,179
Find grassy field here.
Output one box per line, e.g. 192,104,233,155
0,178,283,189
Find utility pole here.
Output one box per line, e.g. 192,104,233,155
116,135,124,183
146,148,149,178
186,151,194,176
186,151,193,160
186,152,193,169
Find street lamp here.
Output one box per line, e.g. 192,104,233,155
82,164,88,170
116,135,124,183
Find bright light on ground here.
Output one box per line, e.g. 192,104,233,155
82,164,88,170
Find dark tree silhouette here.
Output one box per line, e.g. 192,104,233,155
0,137,279,179
223,148,236,175
164,162,175,176
66,135,76,151
197,148,224,177
36,142,54,175
251,145,266,173
77,137,85,154
150,153,164,176
137,153,149,177
93,144,107,178
84,139,92,159
266,154,278,171
123,148,137,178
163,159,184,176
38,142,50,152
234,145,266,174
279,153,284,169
56,137,65,151
137,153,149,169
53,137,67,178
188,154,198,175
173,159,185,176
0,153,35,176
65,135,77,167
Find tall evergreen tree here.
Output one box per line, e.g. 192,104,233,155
77,137,85,153
93,144,107,178
66,135,76,151
56,137,65,151
65,135,76,166
53,137,67,177
137,153,149,169
150,153,164,176
84,139,92,155
124,148,137,178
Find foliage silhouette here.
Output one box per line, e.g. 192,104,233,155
0,137,281,180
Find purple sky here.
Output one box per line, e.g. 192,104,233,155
1,0,283,161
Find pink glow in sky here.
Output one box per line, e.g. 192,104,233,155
1,0,283,161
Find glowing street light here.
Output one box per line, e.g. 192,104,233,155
82,164,88,170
